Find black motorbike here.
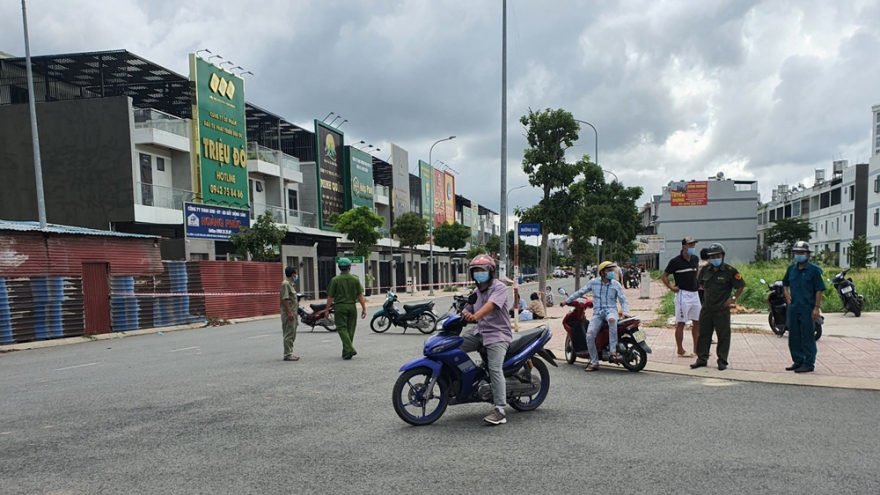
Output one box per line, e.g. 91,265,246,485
830,270,865,317
760,280,822,340
627,271,641,289
370,291,437,334
296,293,336,332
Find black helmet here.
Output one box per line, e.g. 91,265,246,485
706,243,725,256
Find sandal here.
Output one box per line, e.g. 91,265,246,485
610,353,621,362
584,364,600,372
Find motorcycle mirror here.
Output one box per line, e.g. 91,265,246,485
759,279,766,285
467,292,478,305
558,288,568,296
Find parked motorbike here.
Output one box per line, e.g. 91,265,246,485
558,288,651,371
392,313,557,426
627,271,641,289
759,279,822,340
434,293,471,332
296,294,336,332
830,270,865,317
370,291,437,334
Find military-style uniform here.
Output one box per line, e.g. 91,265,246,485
327,272,363,357
782,261,825,370
280,279,298,358
695,263,745,365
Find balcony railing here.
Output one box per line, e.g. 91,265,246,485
247,142,300,173
251,202,317,228
375,184,390,197
133,108,189,138
136,182,194,210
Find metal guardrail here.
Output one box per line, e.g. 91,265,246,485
136,182,194,210
251,203,317,228
133,108,189,138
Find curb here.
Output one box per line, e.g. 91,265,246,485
547,347,880,391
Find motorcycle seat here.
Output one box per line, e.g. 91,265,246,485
403,302,432,312
506,327,547,357
309,303,328,312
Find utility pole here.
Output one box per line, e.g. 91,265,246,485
499,0,508,279
22,0,47,229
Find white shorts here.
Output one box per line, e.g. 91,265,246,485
674,290,701,323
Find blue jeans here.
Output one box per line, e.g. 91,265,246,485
787,310,817,369
587,311,618,365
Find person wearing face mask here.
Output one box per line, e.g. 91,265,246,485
782,241,825,373
280,266,300,361
461,254,513,425
691,243,745,371
662,237,702,357
562,261,631,372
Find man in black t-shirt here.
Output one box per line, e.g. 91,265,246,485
662,237,702,357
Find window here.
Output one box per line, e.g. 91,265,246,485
836,218,839,232
757,213,763,225
792,202,800,217
875,176,880,193
824,220,828,233
849,185,854,201
784,204,792,218
875,209,879,227
255,181,264,193
850,214,853,231
156,157,165,172
776,207,783,219
820,192,830,209
769,210,776,222
288,189,299,211
830,188,841,206
189,253,209,261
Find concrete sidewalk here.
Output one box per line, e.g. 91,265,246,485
540,279,880,387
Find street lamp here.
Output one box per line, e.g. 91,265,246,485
574,119,598,167
603,169,619,182
428,136,456,296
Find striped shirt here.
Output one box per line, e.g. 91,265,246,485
566,278,629,316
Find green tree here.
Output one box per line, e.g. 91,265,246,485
518,108,583,296
765,218,815,258
593,180,643,261
466,245,487,260
434,221,471,253
328,206,386,259
391,212,428,293
485,235,501,257
848,235,874,270
229,211,288,262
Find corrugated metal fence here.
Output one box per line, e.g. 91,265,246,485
200,261,278,320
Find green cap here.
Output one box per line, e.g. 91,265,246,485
337,257,352,268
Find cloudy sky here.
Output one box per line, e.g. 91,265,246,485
2,0,879,223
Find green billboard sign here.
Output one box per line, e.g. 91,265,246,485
344,146,374,210
315,120,345,230
189,54,248,209
419,160,434,226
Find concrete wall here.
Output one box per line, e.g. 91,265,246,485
0,97,136,229
656,179,758,268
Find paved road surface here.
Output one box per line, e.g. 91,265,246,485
3,306,880,494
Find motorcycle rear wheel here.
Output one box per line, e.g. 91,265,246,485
847,299,862,317
564,336,577,364
768,314,786,336
508,358,550,412
322,313,337,332
814,321,822,341
416,312,438,334
618,338,647,372
392,367,448,426
370,314,392,333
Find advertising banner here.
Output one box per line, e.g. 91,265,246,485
634,235,666,254
189,54,249,209
670,180,708,207
390,143,410,220
470,202,480,244
444,172,456,224
184,202,249,240
433,169,446,227
419,160,434,226
344,146,374,210
315,121,345,230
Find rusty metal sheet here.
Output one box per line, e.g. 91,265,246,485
199,261,281,320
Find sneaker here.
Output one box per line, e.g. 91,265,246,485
483,409,506,425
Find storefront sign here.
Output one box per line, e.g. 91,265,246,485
634,235,666,254
184,202,250,240
419,160,434,225
189,54,249,209
444,172,456,224
390,144,410,220
670,180,708,207
344,146,374,210
518,223,541,236
315,121,345,230
434,169,446,227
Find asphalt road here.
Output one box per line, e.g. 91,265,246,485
2,290,880,494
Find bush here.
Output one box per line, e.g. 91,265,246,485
442,286,459,292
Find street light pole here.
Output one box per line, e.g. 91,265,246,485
428,136,456,296
574,119,597,168
21,0,47,229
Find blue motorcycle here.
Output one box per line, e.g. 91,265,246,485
392,315,558,426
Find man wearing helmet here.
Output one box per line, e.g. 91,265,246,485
691,243,745,371
562,261,631,372
325,257,367,360
782,241,825,373
461,254,512,425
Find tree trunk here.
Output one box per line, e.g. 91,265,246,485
574,254,582,289
409,247,414,295
539,185,550,305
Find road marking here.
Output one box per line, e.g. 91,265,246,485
169,346,201,353
702,378,736,387
54,362,100,371
247,334,272,340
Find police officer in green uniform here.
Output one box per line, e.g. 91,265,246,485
325,258,367,360
782,240,825,373
691,243,745,371
280,266,299,361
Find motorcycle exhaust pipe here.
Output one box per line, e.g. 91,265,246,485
506,378,540,395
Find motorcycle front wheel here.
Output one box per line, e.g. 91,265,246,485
392,367,448,426
847,298,862,317
619,338,647,372
370,314,392,333
814,320,822,341
416,312,438,334
508,358,550,412
564,336,577,364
